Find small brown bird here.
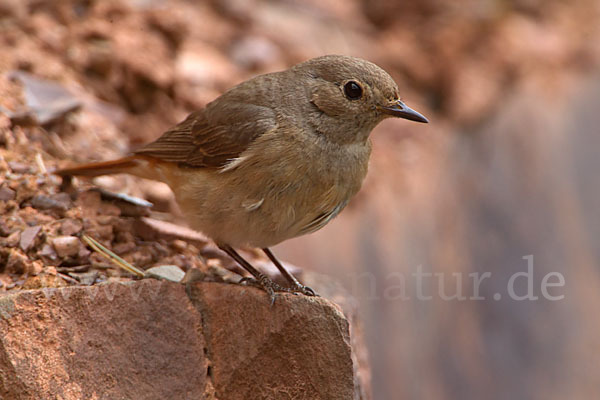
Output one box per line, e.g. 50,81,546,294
57,55,428,302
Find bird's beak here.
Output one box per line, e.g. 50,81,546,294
378,100,429,123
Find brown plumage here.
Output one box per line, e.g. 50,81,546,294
56,55,428,302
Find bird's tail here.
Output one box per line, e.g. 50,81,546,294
55,155,147,178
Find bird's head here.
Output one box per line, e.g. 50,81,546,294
293,55,428,144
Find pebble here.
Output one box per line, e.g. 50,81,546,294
68,271,98,285
7,161,30,173
30,260,43,276
52,235,80,258
19,225,41,251
6,249,30,274
31,194,62,210
31,193,71,211
5,230,21,247
145,265,185,282
60,218,83,235
38,243,58,260
0,186,16,201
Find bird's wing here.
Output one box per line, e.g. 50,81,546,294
134,104,277,169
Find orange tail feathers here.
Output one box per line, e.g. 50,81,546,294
55,155,142,178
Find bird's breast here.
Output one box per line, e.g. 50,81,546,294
238,133,372,241
170,131,371,247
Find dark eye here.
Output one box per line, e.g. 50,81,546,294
343,81,362,100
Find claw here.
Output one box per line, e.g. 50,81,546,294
237,275,317,303
238,275,285,305
286,283,318,297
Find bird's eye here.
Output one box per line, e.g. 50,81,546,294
343,81,363,100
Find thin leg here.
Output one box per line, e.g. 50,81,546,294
218,243,285,305
262,248,317,296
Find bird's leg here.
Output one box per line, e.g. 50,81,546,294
217,244,285,305
262,248,317,296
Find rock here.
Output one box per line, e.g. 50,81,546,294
7,161,31,174
29,260,44,276
5,249,31,274
30,194,70,211
188,283,359,400
0,281,207,399
51,236,80,258
0,185,16,201
96,188,152,217
0,280,369,399
134,217,208,245
59,218,83,235
67,271,98,285
7,71,82,125
4,230,20,247
19,225,41,251
145,265,185,282
111,240,136,255
37,243,58,262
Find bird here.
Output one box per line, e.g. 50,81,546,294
56,55,428,303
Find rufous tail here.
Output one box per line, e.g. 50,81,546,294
55,155,142,177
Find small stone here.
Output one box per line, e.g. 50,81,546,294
38,243,58,261
52,236,81,258
77,190,102,216
68,271,98,286
31,194,66,211
15,179,37,203
78,246,91,260
19,225,41,251
112,241,136,255
52,192,72,208
0,222,11,236
60,219,83,235
136,217,208,244
146,265,185,282
7,161,30,174
6,249,30,274
171,239,187,251
0,185,16,201
29,260,44,276
5,230,21,247
31,192,71,211
84,224,113,241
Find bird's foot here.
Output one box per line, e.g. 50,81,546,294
284,282,318,297
238,275,287,305
238,275,317,303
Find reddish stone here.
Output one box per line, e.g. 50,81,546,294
188,282,358,400
0,280,369,399
0,280,207,399
19,225,41,251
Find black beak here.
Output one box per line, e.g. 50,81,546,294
379,100,429,123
